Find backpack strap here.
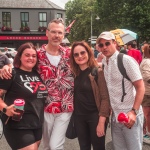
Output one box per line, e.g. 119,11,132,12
117,53,130,102
117,53,130,81
102,54,131,102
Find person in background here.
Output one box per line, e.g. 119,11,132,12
96,52,105,68
4,47,12,58
127,41,142,65
95,39,105,67
120,45,128,54
116,42,121,52
0,42,48,150
4,47,9,54
140,43,150,144
97,31,145,150
0,19,74,150
70,41,110,150
0,52,12,75
93,44,99,58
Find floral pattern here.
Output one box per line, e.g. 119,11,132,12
37,45,74,113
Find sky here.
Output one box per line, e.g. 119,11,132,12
50,0,70,9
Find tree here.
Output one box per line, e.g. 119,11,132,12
65,0,100,45
65,0,150,44
96,0,150,42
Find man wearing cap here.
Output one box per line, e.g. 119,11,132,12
97,31,145,150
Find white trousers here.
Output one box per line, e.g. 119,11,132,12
42,112,72,150
111,113,144,150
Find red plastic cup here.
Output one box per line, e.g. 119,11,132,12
117,112,129,123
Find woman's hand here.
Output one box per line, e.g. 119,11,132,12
96,122,105,137
5,104,20,117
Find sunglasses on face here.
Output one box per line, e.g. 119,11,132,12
98,41,111,48
73,51,86,58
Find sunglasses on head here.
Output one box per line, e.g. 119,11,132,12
98,41,111,48
73,51,86,58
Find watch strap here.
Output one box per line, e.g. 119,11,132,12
131,108,138,115
2,106,8,114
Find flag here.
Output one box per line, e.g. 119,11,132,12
65,20,75,33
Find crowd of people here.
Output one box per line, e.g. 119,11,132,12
0,18,149,150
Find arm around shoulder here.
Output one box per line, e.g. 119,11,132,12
0,65,12,79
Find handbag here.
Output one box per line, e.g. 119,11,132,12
66,113,77,139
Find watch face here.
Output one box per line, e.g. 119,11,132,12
3,108,7,113
135,110,139,115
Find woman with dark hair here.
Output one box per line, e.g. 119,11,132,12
0,42,48,150
70,41,110,150
140,43,150,144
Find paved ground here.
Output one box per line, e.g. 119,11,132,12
0,127,150,149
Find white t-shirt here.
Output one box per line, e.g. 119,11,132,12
46,52,61,67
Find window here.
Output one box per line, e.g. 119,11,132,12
39,13,47,27
57,13,62,19
2,12,11,27
21,12,29,27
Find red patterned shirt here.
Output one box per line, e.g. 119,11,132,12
37,44,74,113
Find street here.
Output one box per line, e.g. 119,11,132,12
0,127,150,150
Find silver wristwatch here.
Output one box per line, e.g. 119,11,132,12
131,108,139,115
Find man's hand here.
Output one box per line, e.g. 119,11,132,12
124,111,136,129
0,65,12,79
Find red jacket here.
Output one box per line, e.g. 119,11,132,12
127,49,142,65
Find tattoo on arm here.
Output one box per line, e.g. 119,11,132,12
0,89,7,99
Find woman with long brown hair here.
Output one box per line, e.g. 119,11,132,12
70,41,110,150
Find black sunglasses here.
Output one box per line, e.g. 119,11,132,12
98,42,111,48
73,51,86,58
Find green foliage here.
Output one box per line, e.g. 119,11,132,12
65,0,100,44
66,0,150,44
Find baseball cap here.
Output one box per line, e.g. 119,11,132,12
98,31,116,41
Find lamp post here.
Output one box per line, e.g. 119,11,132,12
90,13,100,46
90,12,93,46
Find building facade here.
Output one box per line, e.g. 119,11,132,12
0,0,65,49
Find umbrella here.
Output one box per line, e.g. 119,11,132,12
120,33,136,45
110,29,137,45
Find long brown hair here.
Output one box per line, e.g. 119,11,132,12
143,44,150,58
70,41,98,76
13,42,38,70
